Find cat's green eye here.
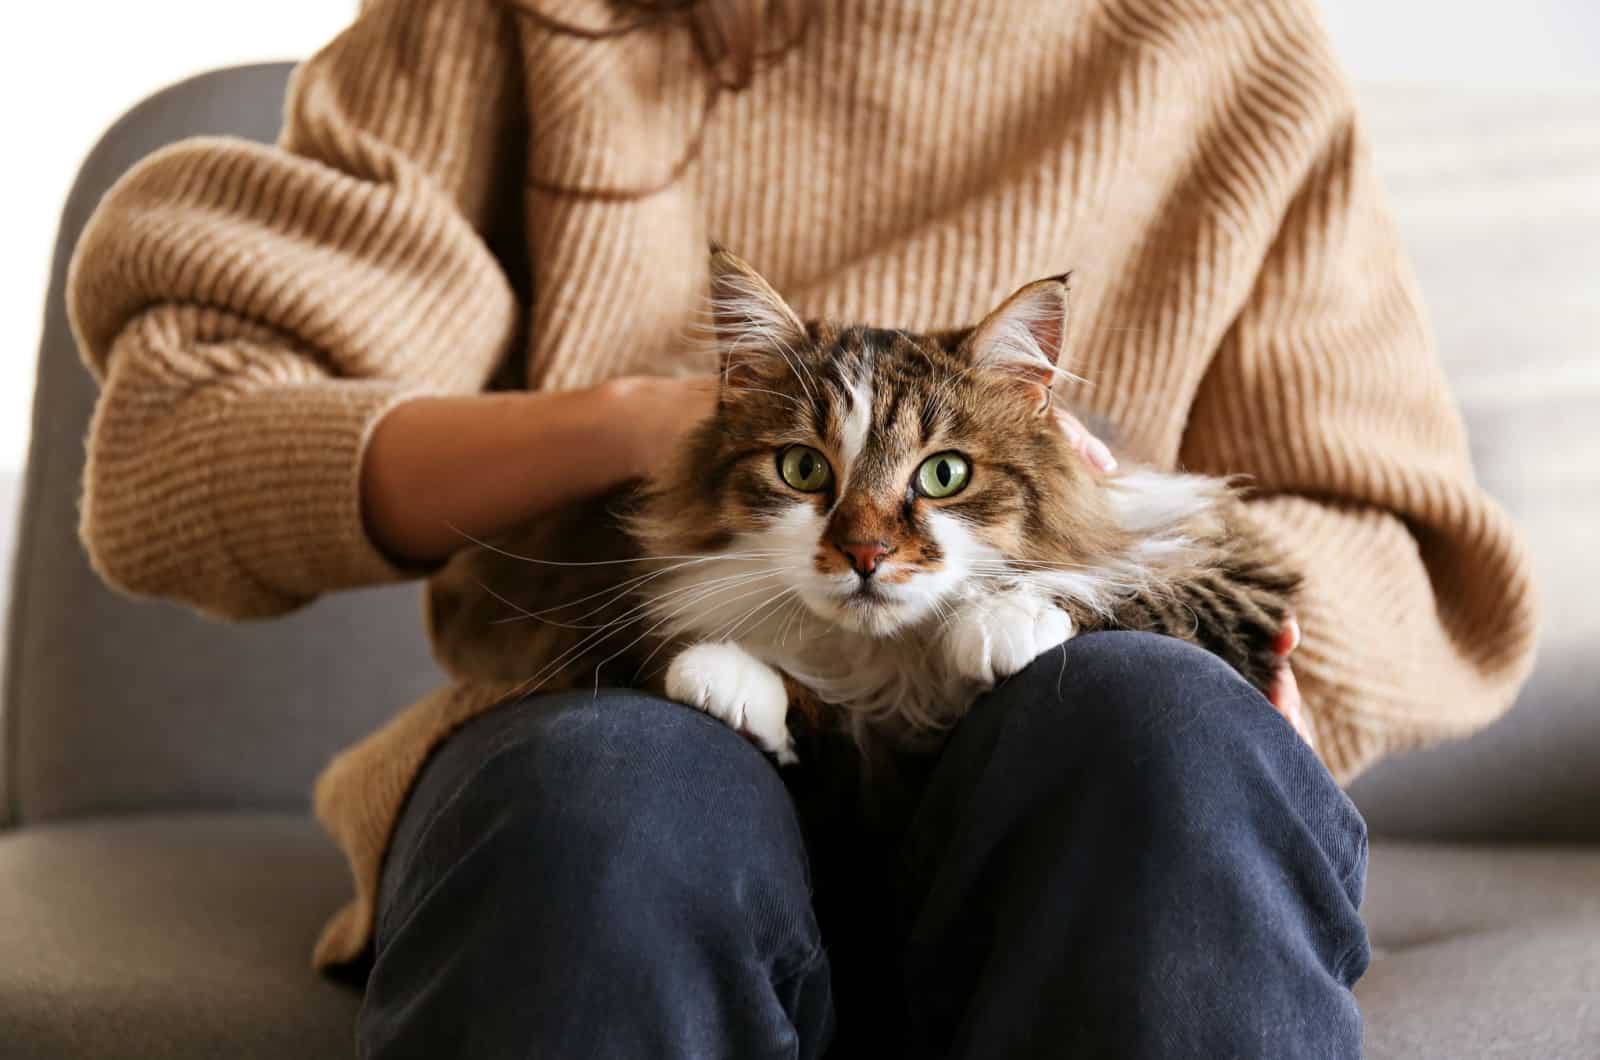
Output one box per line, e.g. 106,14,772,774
916,452,971,499
778,445,834,492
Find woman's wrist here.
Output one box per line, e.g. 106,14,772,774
594,374,720,483
591,376,654,482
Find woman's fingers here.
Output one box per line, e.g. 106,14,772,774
1272,615,1302,658
1054,407,1117,472
1053,415,1308,746
1267,614,1312,746
1268,662,1315,747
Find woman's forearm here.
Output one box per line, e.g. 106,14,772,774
361,386,623,566
361,377,716,566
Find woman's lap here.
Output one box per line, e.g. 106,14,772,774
364,688,829,1059
896,631,1367,1057
361,632,1368,1059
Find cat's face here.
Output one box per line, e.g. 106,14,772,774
638,250,1114,638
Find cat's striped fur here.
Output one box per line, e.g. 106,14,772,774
429,249,1300,759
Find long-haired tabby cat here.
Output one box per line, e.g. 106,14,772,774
431,248,1300,763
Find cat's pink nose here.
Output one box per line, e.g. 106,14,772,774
839,540,893,577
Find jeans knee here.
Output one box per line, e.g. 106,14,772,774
983,632,1366,888
987,630,1260,757
366,692,830,1058
497,689,788,812
382,690,809,937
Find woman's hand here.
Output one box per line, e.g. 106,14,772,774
602,375,720,481
362,377,718,567
1268,617,1314,747
1046,409,1311,746
1054,406,1118,473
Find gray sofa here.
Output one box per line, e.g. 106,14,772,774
2,65,1596,1058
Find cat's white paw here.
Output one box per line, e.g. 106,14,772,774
665,642,797,764
945,593,1075,689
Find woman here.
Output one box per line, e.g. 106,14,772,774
67,0,1536,1056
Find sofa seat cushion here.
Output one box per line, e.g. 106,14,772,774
1360,840,1600,1058
4,822,1598,1058
0,813,360,1059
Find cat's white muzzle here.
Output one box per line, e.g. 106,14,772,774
800,568,945,637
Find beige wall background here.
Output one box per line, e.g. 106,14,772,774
2,1,360,474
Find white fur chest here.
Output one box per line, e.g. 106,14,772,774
647,560,995,746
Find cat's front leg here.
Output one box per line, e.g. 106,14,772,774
942,590,1076,689
665,642,797,765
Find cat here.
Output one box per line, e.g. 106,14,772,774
429,247,1302,764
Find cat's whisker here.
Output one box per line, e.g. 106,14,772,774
600,574,794,688
483,562,683,626
482,552,786,628
776,345,818,406
777,593,811,648
718,294,819,405
571,568,787,639
906,349,960,435
510,566,780,674
774,596,797,647
736,588,803,652
473,579,570,627
772,325,822,404
969,559,1143,576
720,384,812,414
643,574,791,645
636,583,800,689
704,584,799,648
967,562,1094,576
924,368,963,426
636,583,803,695
1042,364,1091,387
779,602,800,649
932,600,969,636
505,569,790,701
633,581,791,691
602,558,789,605
616,570,791,644
794,597,809,643
628,566,791,684
446,524,786,568
493,565,783,630
630,573,800,688
983,561,1175,589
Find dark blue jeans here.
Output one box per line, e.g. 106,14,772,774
358,632,1369,1059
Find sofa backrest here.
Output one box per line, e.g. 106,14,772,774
1,64,445,824
4,68,1595,836
1344,84,1600,840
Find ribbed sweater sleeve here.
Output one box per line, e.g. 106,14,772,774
66,0,524,619
1180,96,1539,780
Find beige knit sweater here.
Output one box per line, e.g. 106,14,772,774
67,0,1537,967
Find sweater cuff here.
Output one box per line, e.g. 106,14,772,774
211,380,436,613
84,378,434,620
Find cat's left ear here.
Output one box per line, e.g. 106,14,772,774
963,273,1072,394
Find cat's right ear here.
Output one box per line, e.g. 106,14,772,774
708,246,807,386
